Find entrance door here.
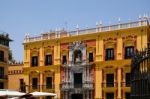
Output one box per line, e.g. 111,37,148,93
71,94,83,99
74,73,82,88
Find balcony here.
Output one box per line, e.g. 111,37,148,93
82,82,94,90
0,75,8,80
102,82,118,92
60,82,73,91
121,82,131,92
25,85,40,92
42,85,55,92
121,82,131,87
63,60,93,68
61,82,94,91
22,85,55,93
0,58,8,64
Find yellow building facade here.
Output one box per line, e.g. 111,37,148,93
23,19,150,99
0,33,12,89
8,63,24,91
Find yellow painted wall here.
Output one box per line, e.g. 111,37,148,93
23,25,150,99
8,64,24,91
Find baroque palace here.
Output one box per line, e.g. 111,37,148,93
8,18,150,99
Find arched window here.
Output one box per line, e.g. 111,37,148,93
73,50,82,63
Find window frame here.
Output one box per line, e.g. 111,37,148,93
31,56,38,67
45,54,52,66
125,46,134,59
105,48,114,60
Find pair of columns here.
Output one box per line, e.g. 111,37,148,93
95,68,122,99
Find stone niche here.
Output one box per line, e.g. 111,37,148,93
69,41,86,64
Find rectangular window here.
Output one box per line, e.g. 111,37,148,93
106,93,114,99
46,96,52,99
46,77,52,89
62,55,67,64
32,78,38,89
0,67,4,79
0,82,4,89
106,74,114,87
126,73,131,87
32,56,38,66
106,48,114,60
125,46,134,59
89,53,94,62
0,51,4,62
45,55,52,65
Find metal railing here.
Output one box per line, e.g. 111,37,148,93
24,20,149,43
0,58,8,63
42,85,55,92
121,82,131,87
25,85,40,92
102,82,118,87
0,75,8,79
25,85,55,92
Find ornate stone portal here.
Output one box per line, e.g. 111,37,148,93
61,41,94,99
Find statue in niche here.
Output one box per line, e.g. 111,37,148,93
73,49,82,63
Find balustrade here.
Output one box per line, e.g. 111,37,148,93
24,20,148,43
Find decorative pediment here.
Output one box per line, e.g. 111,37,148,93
31,49,39,56
123,35,137,47
104,38,117,49
69,41,86,51
44,46,53,55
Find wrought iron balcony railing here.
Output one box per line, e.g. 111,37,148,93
121,82,131,87
25,85,55,92
0,75,8,80
102,82,118,88
43,85,53,89
0,58,8,63
25,85,40,92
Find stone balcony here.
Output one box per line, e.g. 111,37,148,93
61,81,94,91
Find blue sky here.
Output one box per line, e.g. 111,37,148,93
0,0,150,61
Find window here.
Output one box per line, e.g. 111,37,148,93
46,96,52,99
45,55,52,65
89,53,94,62
62,55,67,64
125,46,134,59
0,67,4,79
74,73,82,88
106,93,114,99
32,78,38,89
125,93,130,99
32,56,38,66
0,82,4,89
73,50,82,63
126,73,131,87
106,74,114,87
105,48,114,60
0,51,4,62
0,39,9,47
46,77,52,89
